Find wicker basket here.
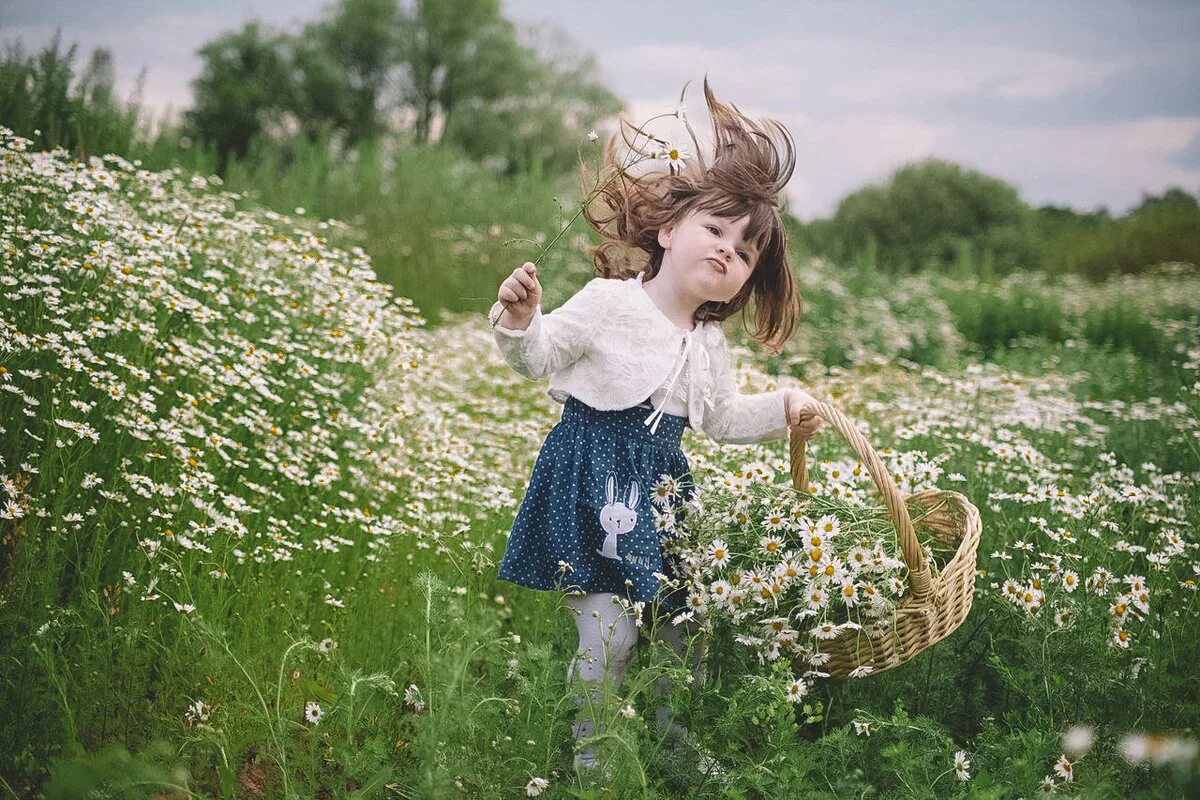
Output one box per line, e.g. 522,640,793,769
788,401,982,678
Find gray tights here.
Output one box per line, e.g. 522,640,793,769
564,592,707,746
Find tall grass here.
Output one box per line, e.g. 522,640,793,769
214,132,594,325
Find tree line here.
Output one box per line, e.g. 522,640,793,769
791,160,1200,280
1,6,1197,281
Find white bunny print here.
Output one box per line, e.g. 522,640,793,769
596,472,641,561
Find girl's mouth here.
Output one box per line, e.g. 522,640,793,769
706,258,726,275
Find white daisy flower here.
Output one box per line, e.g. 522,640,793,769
846,546,872,573
660,142,690,171
709,579,731,605
811,621,839,640
304,701,323,725
774,558,803,582
838,579,859,606
707,539,731,568
953,750,971,780
650,474,679,509
761,507,788,532
525,776,549,796
759,534,784,557
185,699,211,724
805,586,828,612
815,514,840,538
785,678,808,703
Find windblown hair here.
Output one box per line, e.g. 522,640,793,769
582,77,801,354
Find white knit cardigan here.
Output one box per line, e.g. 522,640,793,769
488,272,790,445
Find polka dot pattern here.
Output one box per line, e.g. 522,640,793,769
497,395,697,613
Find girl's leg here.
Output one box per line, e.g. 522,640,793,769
649,610,708,740
564,592,639,766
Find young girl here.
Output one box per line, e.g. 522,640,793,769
487,78,823,773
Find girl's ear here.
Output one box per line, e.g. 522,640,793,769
657,223,675,250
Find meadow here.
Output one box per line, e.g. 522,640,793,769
1,125,1198,799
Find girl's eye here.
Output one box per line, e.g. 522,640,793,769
706,225,719,235
737,251,749,261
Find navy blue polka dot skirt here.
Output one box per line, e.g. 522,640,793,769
497,395,697,614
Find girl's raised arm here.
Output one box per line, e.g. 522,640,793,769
488,277,607,381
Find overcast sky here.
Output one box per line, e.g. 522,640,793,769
3,0,1198,220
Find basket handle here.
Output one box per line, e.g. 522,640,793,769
789,401,935,602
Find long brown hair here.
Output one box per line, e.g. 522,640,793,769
582,77,801,354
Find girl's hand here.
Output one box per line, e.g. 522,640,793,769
784,388,823,440
496,262,542,327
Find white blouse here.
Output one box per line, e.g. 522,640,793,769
488,271,791,445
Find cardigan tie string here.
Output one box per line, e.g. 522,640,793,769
644,330,694,435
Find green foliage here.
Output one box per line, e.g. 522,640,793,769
816,158,1041,275
182,0,620,178
0,32,144,160
213,130,585,320
938,277,1067,355
301,0,400,146
796,162,1199,280
185,21,296,174
43,740,187,800
1049,187,1200,279
441,21,622,176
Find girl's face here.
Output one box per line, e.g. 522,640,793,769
657,209,759,304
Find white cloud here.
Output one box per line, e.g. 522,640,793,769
940,115,1200,212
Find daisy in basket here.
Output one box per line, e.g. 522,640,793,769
661,433,974,699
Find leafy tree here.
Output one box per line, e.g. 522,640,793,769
185,0,619,177
442,21,621,174
186,21,294,173
0,31,142,157
1053,186,1200,278
825,159,1039,274
297,0,402,145
397,0,517,145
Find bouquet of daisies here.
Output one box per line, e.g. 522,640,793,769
663,434,973,694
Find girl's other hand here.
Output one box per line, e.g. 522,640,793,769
784,388,823,440
497,262,542,327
